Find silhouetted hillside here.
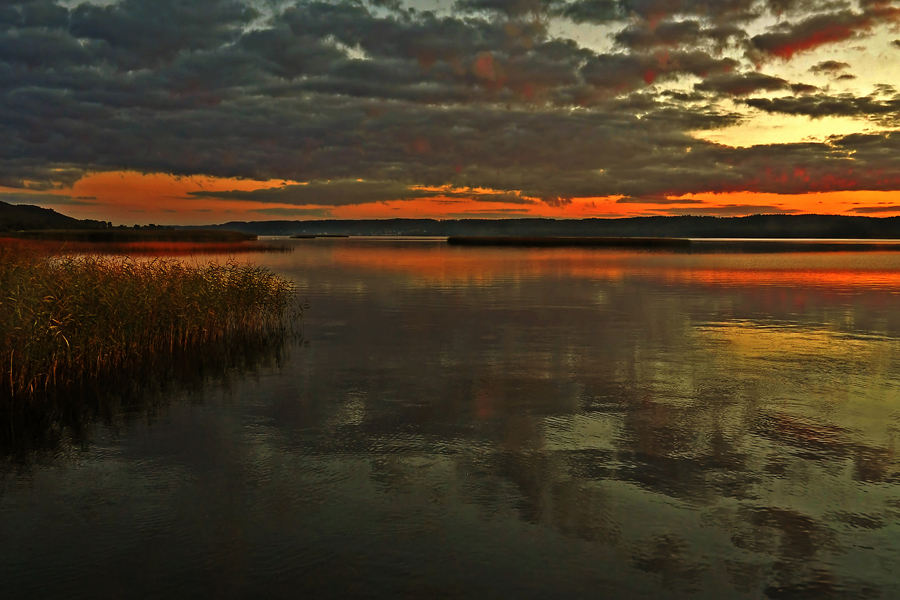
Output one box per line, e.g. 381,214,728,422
182,215,900,239
0,201,108,232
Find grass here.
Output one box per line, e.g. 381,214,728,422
0,242,300,400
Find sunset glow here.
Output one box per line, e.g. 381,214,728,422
2,0,900,224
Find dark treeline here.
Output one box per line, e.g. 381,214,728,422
12,229,255,242
0,200,176,233
184,215,900,239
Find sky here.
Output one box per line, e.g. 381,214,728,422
1,0,899,225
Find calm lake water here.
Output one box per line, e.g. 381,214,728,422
3,239,900,599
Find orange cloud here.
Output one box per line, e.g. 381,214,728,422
10,170,899,225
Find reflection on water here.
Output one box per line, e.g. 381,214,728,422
2,240,900,599
0,334,294,472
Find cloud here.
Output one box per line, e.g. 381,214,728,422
614,20,747,51
68,0,258,70
845,205,900,213
809,59,850,74
658,204,804,215
189,181,441,206
581,50,738,90
616,195,707,204
0,192,96,206
552,0,620,23
615,0,758,24
749,6,900,61
188,180,541,206
742,93,900,123
1,0,900,213
251,207,335,217
694,72,790,96
454,0,559,18
790,82,818,93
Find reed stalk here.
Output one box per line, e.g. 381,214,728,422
0,243,298,400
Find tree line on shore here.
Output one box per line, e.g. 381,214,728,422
190,214,900,239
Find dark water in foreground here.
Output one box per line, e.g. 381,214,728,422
2,239,900,599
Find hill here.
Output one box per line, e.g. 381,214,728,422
0,200,108,232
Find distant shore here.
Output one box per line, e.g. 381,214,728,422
9,228,255,243
447,236,691,247
183,215,900,239
291,234,350,239
0,229,293,255
445,236,900,251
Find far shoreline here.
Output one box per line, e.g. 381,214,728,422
447,236,691,247
7,228,256,243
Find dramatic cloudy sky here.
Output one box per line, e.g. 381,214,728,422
2,0,900,223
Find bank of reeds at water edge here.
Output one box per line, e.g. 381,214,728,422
1,243,299,400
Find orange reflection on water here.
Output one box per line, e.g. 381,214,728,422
329,245,628,284
656,264,900,291
330,244,900,291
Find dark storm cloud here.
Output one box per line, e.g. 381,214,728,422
2,0,900,207
613,20,747,51
563,0,834,26
0,0,70,30
581,50,738,90
764,0,852,15
553,0,620,23
454,0,559,18
694,72,790,95
615,0,758,23
553,0,762,24
554,0,860,26
68,0,258,70
742,93,900,123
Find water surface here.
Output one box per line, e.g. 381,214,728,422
2,240,900,599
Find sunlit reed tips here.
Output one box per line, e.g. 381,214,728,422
0,243,299,400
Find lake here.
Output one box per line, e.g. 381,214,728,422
2,238,900,599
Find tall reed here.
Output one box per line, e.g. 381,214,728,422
1,243,298,400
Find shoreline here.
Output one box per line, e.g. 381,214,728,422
446,236,691,247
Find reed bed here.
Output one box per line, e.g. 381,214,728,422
1,243,298,400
